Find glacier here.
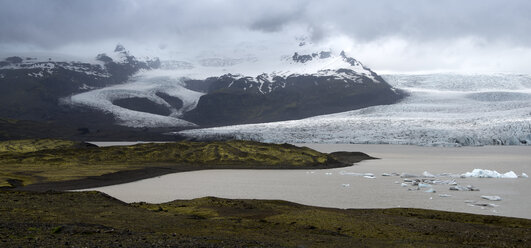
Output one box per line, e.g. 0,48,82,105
64,49,386,128
178,74,531,146
66,75,202,128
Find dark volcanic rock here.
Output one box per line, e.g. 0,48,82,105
112,97,172,116
184,71,405,126
156,92,184,109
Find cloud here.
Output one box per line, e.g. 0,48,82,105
1,0,530,73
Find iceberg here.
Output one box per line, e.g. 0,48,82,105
521,173,529,178
461,169,519,179
418,183,432,189
339,171,374,177
450,185,480,191
481,195,502,201
422,171,435,178
424,188,436,193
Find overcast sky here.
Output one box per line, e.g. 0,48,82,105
1,0,530,74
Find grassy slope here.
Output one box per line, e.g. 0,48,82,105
0,139,367,188
1,191,529,247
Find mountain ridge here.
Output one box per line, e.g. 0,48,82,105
0,44,405,138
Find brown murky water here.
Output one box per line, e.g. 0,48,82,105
82,144,531,219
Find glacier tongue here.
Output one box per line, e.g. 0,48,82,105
67,74,203,128
178,74,531,146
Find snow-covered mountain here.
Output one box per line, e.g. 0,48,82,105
178,74,531,146
63,48,403,127
0,45,161,125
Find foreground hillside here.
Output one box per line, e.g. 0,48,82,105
0,139,370,189
1,191,529,247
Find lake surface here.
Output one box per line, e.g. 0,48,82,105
82,144,531,219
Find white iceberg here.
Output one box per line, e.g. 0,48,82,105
450,185,480,191
418,183,432,188
339,171,374,177
461,169,519,179
520,173,529,178
481,195,502,201
422,171,435,178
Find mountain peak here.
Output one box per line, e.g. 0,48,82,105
340,51,362,67
291,51,333,64
114,44,126,53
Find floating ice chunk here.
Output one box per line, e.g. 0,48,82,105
521,173,529,178
439,194,452,197
481,195,502,201
432,179,457,185
503,171,518,179
381,173,392,176
400,173,419,178
424,188,436,193
394,181,400,184
339,171,374,177
418,183,432,188
474,202,498,207
450,185,466,191
400,183,408,187
422,171,435,178
325,172,333,175
461,169,519,178
363,175,376,179
438,173,461,178
467,185,480,191
450,185,479,191
341,183,350,187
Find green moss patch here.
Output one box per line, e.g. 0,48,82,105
0,139,369,189
1,191,529,247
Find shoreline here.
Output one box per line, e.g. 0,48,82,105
0,140,373,190
83,144,531,220
16,158,374,192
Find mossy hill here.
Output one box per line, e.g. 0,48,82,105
1,190,529,247
0,139,370,189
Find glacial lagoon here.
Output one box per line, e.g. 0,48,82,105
83,144,531,219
